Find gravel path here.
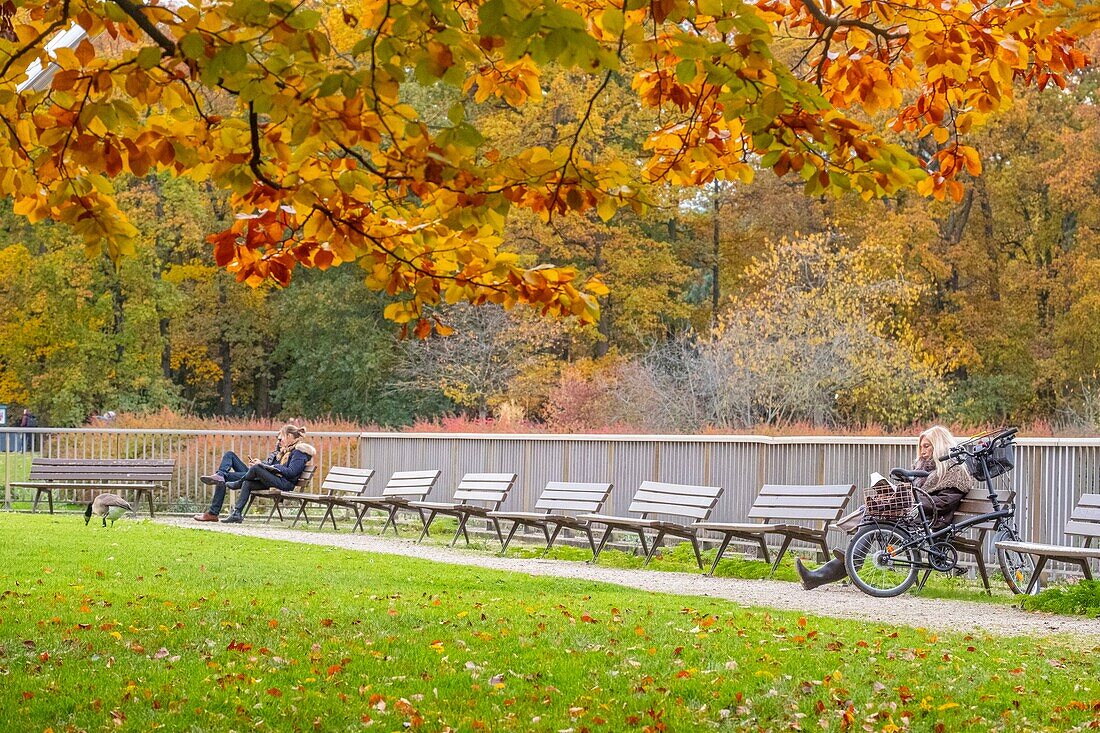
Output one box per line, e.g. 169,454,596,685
158,518,1100,642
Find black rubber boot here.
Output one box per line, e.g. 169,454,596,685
795,549,847,590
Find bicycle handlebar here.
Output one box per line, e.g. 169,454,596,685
936,426,1018,463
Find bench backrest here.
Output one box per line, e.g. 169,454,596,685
294,466,316,490
628,480,723,522
382,470,442,500
534,481,613,515
953,486,1015,530
1066,493,1100,543
747,484,856,526
452,473,517,509
320,467,374,497
28,458,175,483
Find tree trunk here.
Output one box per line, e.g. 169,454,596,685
218,286,232,413
711,180,721,314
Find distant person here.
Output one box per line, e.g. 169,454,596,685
19,408,37,452
194,424,314,524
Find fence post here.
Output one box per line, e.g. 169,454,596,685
4,431,10,511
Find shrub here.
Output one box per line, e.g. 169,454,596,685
1021,580,1100,618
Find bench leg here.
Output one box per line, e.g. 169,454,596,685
32,489,42,514
381,505,401,535
975,553,991,595
545,524,563,553
47,490,53,515
689,536,704,571
320,503,338,531
643,530,663,566
490,517,504,546
451,513,471,547
590,526,615,564
264,499,279,523
1079,559,1093,581
418,510,437,543
817,538,829,564
707,533,733,577
916,568,932,593
1026,556,1048,595
353,506,367,533
757,535,770,565
770,535,793,575
584,527,597,558
292,502,312,528
500,521,522,555
146,490,155,518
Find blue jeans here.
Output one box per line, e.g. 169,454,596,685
207,452,249,514
209,462,295,515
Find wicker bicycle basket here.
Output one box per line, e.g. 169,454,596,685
863,483,915,523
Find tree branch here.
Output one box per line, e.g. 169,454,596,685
110,0,177,55
799,0,908,40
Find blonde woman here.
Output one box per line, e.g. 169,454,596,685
796,425,973,590
195,424,315,524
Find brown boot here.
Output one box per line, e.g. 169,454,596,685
194,512,219,522
795,549,847,590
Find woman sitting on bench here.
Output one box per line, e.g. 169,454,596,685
795,425,971,590
194,424,315,524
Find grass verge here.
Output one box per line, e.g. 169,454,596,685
1022,580,1100,618
1,514,1098,732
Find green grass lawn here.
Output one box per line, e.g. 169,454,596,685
1,515,1097,732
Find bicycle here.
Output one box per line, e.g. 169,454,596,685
844,427,1038,598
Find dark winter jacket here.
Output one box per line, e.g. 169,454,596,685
262,442,315,482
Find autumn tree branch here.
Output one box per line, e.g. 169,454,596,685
110,0,177,55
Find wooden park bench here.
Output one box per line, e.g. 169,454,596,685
12,458,175,516
409,473,517,547
343,470,443,534
488,481,614,555
996,493,1100,594
578,480,724,569
282,467,376,530
241,466,317,521
693,483,856,576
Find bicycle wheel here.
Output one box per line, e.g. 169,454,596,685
845,523,919,597
996,525,1039,595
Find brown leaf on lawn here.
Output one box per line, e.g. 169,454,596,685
22,640,35,650
320,618,333,627
130,642,145,654
153,647,169,659
580,613,597,624
267,687,282,697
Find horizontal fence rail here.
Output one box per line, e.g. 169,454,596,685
3,428,1098,579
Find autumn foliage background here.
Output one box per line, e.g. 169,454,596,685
0,2,1099,434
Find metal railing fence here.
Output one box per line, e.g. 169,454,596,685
3,428,1098,577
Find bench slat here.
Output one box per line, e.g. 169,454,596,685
639,480,723,499
632,489,717,509
390,470,443,480
1065,520,1100,538
544,482,614,493
534,499,607,512
1069,506,1100,522
747,506,842,521
626,500,712,520
759,484,854,497
752,495,849,509
452,490,509,503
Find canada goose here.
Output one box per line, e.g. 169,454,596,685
84,493,133,527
